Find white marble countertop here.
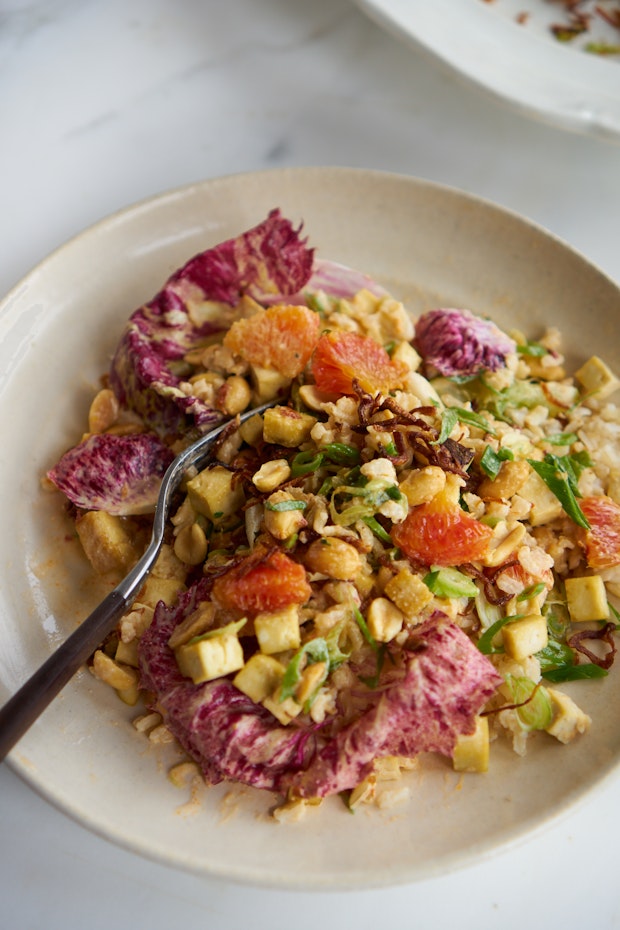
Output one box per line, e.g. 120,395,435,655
1,1,619,927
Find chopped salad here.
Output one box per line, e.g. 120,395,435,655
47,210,620,816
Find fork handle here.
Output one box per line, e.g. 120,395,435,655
0,590,129,762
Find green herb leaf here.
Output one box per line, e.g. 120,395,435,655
437,406,495,445
264,499,307,512
352,606,378,652
290,449,324,477
543,664,608,682
279,638,330,703
361,515,392,544
544,432,579,446
324,443,361,467
527,454,591,529
517,582,546,602
536,639,575,672
359,644,387,689
517,341,547,358
479,445,514,479
423,566,478,599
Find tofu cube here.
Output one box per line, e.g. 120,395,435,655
262,688,302,725
452,716,490,773
151,543,188,581
136,575,186,610
233,654,286,703
186,465,244,522
263,491,307,540
384,569,433,620
174,633,244,684
366,597,404,643
545,688,591,744
575,355,619,399
75,511,140,580
502,614,548,661
519,470,563,526
254,605,301,655
115,638,140,668
263,406,317,447
239,412,265,447
92,650,140,691
565,575,610,622
250,365,290,402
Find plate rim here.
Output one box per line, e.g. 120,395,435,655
353,0,620,140
3,165,620,889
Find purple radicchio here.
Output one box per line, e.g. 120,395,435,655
138,579,315,790
139,584,501,798
109,209,314,437
415,308,516,378
47,431,174,515
281,616,502,799
300,258,387,301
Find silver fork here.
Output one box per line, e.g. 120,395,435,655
0,400,276,761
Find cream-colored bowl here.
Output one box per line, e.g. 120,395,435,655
1,167,619,889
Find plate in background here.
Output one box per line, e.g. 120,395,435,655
355,0,620,139
1,167,620,889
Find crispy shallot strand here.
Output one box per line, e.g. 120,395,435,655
461,561,517,607
211,415,241,456
567,622,617,669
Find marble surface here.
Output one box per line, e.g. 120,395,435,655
1,1,619,927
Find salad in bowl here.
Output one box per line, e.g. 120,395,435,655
45,209,620,819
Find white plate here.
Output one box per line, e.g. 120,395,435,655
354,0,620,139
2,167,620,889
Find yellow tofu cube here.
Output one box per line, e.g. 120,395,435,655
366,597,404,643
519,470,563,526
384,569,433,620
136,575,186,610
174,633,244,684
545,688,591,744
565,575,610,622
114,638,140,668
186,465,244,522
452,716,490,773
263,491,308,540
233,654,286,703
262,688,302,725
254,605,301,655
92,650,140,691
239,412,265,447
75,511,140,580
262,406,317,447
575,355,619,399
250,365,290,402
502,614,548,661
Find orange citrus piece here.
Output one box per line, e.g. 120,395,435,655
391,491,493,567
212,547,312,614
311,331,405,395
580,495,620,569
223,304,320,379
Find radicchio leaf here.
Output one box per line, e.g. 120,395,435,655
109,209,314,437
415,308,516,378
47,432,174,515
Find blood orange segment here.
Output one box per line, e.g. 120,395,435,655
391,494,493,567
580,495,620,569
223,304,320,379
212,548,312,614
311,331,406,395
